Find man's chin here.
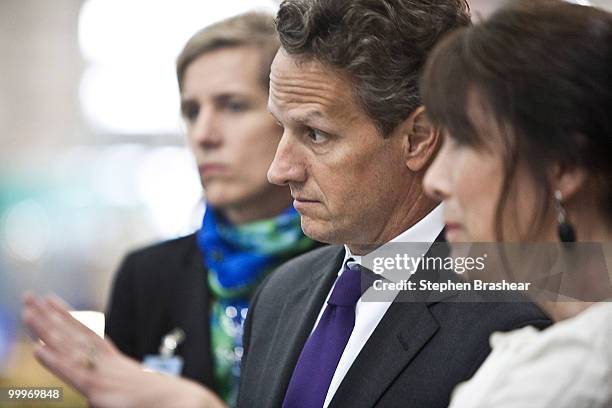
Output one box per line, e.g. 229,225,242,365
300,216,343,245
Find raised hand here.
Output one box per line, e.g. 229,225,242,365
22,293,225,408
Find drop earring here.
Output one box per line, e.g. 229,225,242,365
555,190,576,242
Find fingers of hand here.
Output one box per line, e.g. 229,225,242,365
43,296,110,352
34,344,94,396
23,293,109,396
23,295,105,352
23,296,68,353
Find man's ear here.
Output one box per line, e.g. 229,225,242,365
398,106,441,172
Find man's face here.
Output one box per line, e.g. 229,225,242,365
267,50,414,248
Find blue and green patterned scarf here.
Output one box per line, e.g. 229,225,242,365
196,204,316,407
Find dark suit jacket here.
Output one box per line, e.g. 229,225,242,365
238,244,551,408
105,233,216,389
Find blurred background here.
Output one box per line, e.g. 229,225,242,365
1,0,611,405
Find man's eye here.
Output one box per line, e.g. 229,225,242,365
308,128,329,143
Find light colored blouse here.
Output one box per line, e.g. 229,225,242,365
449,302,612,408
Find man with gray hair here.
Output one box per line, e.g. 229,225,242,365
238,1,550,407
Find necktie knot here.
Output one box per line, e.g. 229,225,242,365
328,262,363,306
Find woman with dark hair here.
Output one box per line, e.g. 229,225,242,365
422,0,612,406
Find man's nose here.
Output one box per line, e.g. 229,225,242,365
267,132,307,186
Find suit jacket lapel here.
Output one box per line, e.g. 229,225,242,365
329,300,439,408
329,231,451,407
264,246,346,407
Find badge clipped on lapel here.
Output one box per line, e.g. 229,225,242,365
143,328,185,376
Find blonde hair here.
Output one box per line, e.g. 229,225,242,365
176,11,279,92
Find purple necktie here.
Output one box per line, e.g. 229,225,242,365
282,262,364,408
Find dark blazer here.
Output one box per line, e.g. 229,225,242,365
105,233,215,388
238,244,551,408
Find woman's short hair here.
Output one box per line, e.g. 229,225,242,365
422,0,612,237
176,12,279,92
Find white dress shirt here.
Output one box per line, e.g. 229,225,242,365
310,205,444,408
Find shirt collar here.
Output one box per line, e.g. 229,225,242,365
342,204,445,268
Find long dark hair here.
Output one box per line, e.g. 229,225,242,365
422,0,612,240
